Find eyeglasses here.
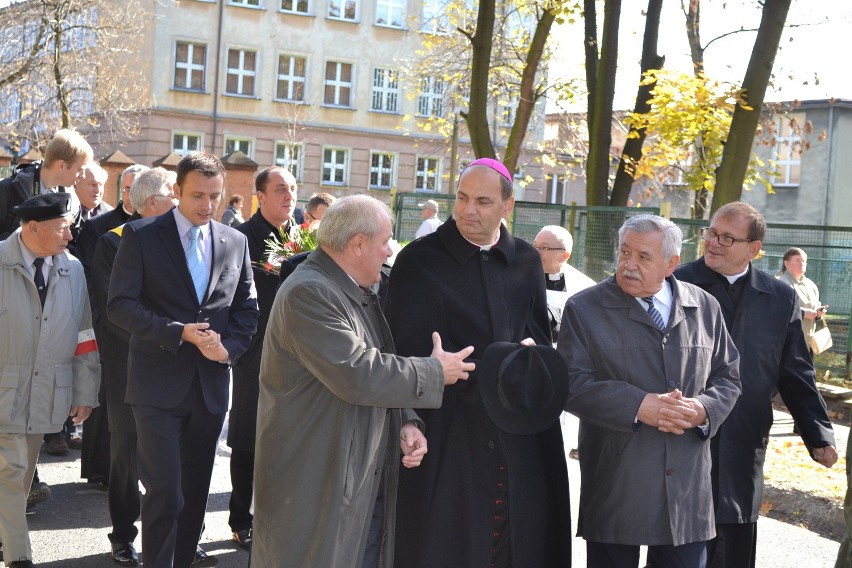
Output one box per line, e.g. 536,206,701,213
700,227,753,247
532,244,565,252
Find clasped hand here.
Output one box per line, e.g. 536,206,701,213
182,322,230,362
637,389,707,435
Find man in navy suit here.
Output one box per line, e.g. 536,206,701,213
107,152,258,568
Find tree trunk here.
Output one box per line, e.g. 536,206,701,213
502,7,556,175
684,0,712,219
610,0,664,207
464,0,497,160
711,0,792,214
585,0,621,207
584,0,598,139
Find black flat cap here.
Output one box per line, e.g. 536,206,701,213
13,192,74,222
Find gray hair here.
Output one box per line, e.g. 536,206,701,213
317,195,392,253
540,225,574,254
121,164,149,179
618,214,682,260
81,162,108,183
129,167,176,211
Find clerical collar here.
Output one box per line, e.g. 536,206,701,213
722,265,749,285
547,273,563,281
461,232,500,251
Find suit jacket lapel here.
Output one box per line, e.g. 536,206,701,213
207,222,228,303
157,213,198,303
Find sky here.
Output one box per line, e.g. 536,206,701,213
548,0,852,112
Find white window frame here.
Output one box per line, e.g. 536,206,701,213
224,135,254,158
375,0,404,28
369,151,395,189
225,48,258,97
328,0,359,21
173,132,203,156
275,141,304,181
229,0,261,7
280,0,310,14
547,174,566,205
421,0,450,34
371,67,400,113
324,61,353,108
322,147,349,186
501,95,518,126
415,156,441,193
174,41,207,92
276,54,307,102
417,76,443,117
771,112,804,187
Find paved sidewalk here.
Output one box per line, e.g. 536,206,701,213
14,408,847,567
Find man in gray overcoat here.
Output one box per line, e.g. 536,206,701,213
559,214,741,568
0,192,100,567
252,195,475,568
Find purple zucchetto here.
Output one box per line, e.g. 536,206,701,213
466,158,513,183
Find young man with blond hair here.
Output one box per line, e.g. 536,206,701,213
0,129,93,240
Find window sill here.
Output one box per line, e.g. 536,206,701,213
171,87,209,95
223,93,261,100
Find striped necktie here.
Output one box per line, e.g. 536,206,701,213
187,225,208,303
642,296,666,332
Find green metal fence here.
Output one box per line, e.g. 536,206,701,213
391,193,852,380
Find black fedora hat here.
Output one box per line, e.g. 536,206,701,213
479,342,570,435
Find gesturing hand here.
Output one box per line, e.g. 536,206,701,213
430,332,475,385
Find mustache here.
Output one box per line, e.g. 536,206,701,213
622,269,642,280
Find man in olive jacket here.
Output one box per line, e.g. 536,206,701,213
560,214,740,567
675,201,836,568
252,195,475,568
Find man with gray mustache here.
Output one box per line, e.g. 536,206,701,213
559,214,741,568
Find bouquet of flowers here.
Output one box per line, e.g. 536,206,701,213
254,222,318,275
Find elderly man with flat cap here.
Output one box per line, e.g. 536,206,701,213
0,192,100,568
384,158,571,568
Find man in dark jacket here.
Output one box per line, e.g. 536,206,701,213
228,165,298,549
383,158,571,568
560,214,741,567
92,167,176,566
674,201,837,568
0,129,92,241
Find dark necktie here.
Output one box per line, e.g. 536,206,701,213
642,296,666,332
33,257,47,307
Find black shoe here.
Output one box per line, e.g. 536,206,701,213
232,528,252,549
44,436,69,455
192,548,218,567
27,481,52,510
110,543,139,566
67,434,83,450
9,560,35,568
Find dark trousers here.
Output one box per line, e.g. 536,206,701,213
361,479,385,568
588,540,708,568
706,523,757,568
228,448,254,532
81,404,111,483
133,378,225,568
107,430,140,544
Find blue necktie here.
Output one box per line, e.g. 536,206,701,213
642,296,666,332
187,226,208,303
